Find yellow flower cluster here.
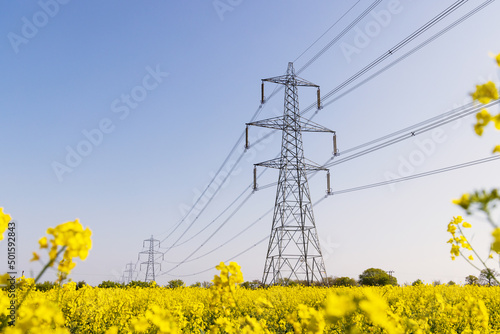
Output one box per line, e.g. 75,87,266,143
131,305,180,333
3,297,69,334
472,81,499,104
0,207,12,241
34,219,92,280
492,228,500,254
471,55,500,154
474,108,500,136
211,261,244,308
446,216,472,260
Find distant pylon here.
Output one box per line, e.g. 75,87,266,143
139,235,164,282
121,262,136,285
247,62,338,285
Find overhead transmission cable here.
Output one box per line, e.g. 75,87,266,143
161,185,252,249
165,154,500,277
295,0,379,73
156,0,486,272
161,167,269,250
159,0,493,272
191,97,497,267
159,0,488,270
299,0,482,116
154,0,384,250
167,93,480,265
159,191,255,275
319,0,494,111
323,99,500,169
249,0,492,153
161,205,274,265
160,147,249,255
257,98,500,191
330,155,500,195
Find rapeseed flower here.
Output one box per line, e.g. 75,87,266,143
492,228,500,253
0,207,11,240
472,81,499,104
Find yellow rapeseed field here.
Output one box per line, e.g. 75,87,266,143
1,275,500,333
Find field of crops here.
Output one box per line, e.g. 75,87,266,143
2,276,500,333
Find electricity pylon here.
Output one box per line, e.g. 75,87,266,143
139,235,164,282
246,62,338,285
121,262,136,285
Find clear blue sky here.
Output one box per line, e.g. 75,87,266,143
1,0,499,286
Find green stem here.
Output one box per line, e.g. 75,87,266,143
458,225,500,286
17,247,66,311
34,247,66,283
485,211,498,229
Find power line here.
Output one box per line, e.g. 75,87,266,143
158,191,255,275
319,0,494,111
160,95,498,274
161,186,253,249
164,236,270,278
159,145,248,255
154,1,382,255
323,99,500,169
154,0,490,277
295,0,380,73
248,0,493,154
257,98,500,191
328,155,500,196
165,154,500,278
299,0,483,116
161,205,273,265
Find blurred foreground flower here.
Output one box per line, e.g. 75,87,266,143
0,207,12,240
32,219,92,282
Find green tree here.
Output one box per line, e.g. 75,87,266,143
35,281,57,292
98,280,124,288
126,280,151,288
241,280,262,289
412,279,423,286
328,276,357,287
465,275,479,285
358,268,397,286
167,279,185,288
76,280,87,290
479,269,499,286
201,281,213,288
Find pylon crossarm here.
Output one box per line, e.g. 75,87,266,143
247,117,283,131
303,158,329,171
262,75,319,88
255,158,328,171
299,118,334,132
247,117,333,133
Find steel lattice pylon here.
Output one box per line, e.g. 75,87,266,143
247,62,337,286
121,262,136,285
139,236,164,282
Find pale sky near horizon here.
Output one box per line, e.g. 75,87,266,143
1,0,500,286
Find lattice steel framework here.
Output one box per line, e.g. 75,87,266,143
247,62,337,286
121,262,136,285
139,236,164,282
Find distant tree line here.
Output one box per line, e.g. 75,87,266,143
34,268,499,289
